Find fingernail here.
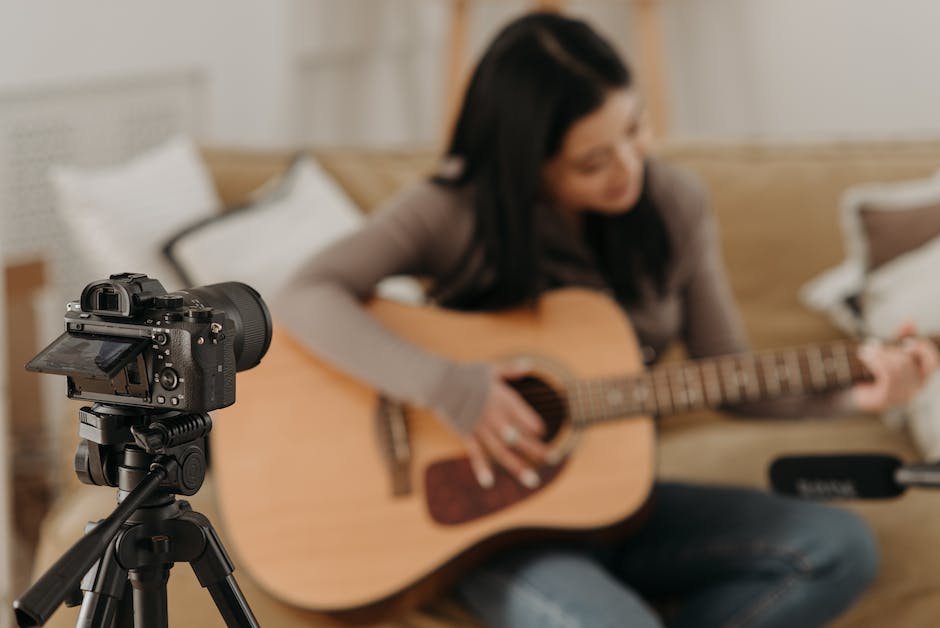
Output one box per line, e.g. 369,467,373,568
477,469,494,489
514,357,533,372
546,448,564,466
901,337,918,349
520,469,540,489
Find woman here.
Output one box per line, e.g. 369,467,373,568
276,12,937,627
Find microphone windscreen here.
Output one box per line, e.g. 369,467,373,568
769,454,905,499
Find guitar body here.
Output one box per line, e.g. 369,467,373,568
211,288,656,621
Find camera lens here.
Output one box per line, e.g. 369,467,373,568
179,282,273,371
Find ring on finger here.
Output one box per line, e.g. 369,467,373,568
500,424,520,446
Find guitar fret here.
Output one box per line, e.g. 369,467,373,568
653,369,673,415
742,354,761,400
784,349,804,394
605,386,625,414
605,379,622,419
568,380,593,422
584,380,599,422
720,357,742,404
585,380,602,423
601,377,624,420
633,378,651,411
616,377,635,418
569,339,881,426
588,380,601,422
832,343,853,385
669,368,688,411
821,347,841,387
643,375,658,414
683,365,703,408
761,352,781,396
807,345,827,390
701,361,723,406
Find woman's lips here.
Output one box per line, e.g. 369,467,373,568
605,183,632,203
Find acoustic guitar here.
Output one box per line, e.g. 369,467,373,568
211,288,873,623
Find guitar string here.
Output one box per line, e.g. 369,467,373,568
493,340,873,424
506,354,869,420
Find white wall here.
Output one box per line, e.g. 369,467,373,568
0,266,8,628
291,0,449,146
662,0,940,141
2,0,940,147
0,0,294,147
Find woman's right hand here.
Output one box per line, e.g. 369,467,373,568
462,362,551,490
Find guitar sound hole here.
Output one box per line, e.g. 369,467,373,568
507,376,567,442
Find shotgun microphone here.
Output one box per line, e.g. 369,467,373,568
769,454,940,499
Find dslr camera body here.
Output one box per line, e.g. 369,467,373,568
28,272,270,414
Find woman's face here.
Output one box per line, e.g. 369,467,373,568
542,88,651,216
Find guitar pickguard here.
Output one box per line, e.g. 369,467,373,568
424,373,574,525
425,455,569,525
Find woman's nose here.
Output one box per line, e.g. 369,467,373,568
613,139,641,175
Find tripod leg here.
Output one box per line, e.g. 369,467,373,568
205,575,257,628
127,566,170,628
181,510,259,628
113,584,135,628
75,535,129,628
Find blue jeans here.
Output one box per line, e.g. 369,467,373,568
454,482,879,628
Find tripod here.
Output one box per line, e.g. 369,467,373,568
13,404,259,628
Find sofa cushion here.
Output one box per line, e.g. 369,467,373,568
166,153,426,305
861,199,940,270
800,167,940,334
51,136,220,290
164,154,363,302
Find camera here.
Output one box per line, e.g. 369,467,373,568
14,273,272,627
26,272,272,413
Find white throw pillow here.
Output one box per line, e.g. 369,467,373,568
800,169,940,460
801,168,940,333
864,235,940,337
863,234,940,460
164,155,424,307
51,136,220,291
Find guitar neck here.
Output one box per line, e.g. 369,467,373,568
568,337,935,424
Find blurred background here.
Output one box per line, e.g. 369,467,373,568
2,0,940,624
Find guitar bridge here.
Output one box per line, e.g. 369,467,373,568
375,395,412,497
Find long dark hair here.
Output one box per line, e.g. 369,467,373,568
432,12,672,310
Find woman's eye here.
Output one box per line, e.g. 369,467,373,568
577,162,604,175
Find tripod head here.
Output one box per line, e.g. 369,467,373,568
13,404,222,627
75,403,212,498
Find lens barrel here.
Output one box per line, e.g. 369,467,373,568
182,282,273,371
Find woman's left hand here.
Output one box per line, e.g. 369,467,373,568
852,322,940,413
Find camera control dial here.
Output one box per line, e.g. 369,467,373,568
159,368,180,391
184,307,213,322
153,294,184,309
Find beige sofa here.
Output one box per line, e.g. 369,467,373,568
32,141,940,627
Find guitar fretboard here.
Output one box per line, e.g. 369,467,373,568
567,340,874,424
